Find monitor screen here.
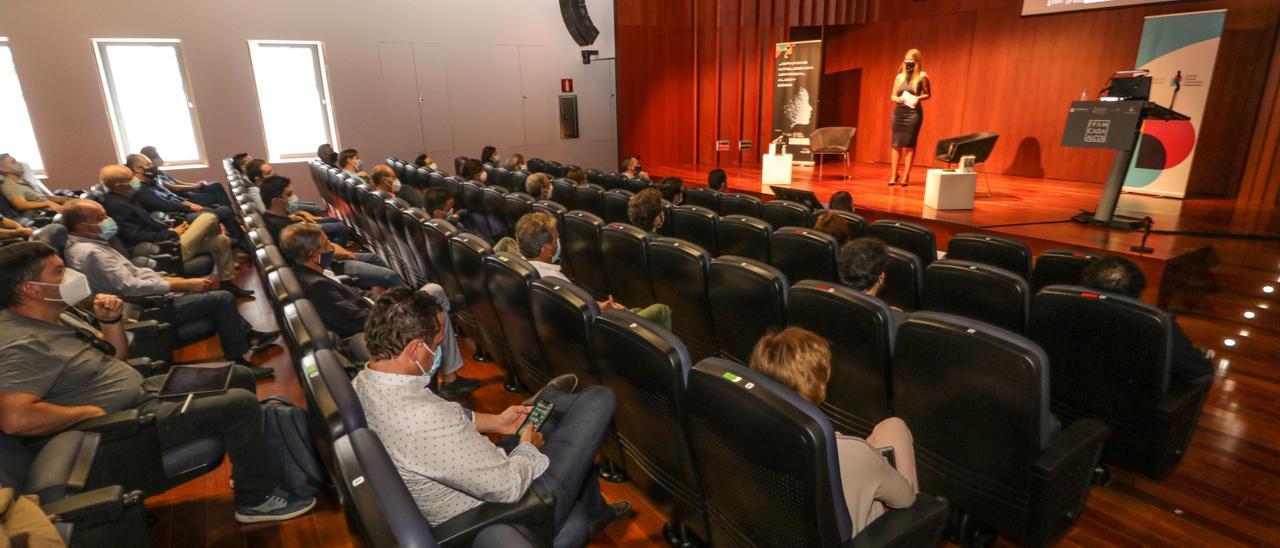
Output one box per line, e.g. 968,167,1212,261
1022,0,1186,16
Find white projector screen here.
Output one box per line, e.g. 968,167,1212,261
1023,0,1187,16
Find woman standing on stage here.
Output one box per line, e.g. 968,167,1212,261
889,49,930,186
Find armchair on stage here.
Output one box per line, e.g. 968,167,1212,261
810,127,857,180
935,132,999,196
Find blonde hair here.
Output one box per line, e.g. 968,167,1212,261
896,49,924,94
749,327,832,405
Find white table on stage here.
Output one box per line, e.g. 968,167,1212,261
924,168,977,210
762,153,793,186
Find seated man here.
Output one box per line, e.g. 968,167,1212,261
244,159,329,218
515,212,672,331
1,153,66,216
0,242,314,523
525,173,551,201
231,152,253,176
280,223,478,397
619,156,649,181
62,200,278,377
126,154,247,250
338,149,370,183
658,177,684,205
1080,256,1214,386
707,168,727,193
627,188,666,237
317,144,339,168
259,175,404,290
97,164,253,298
460,158,486,183
369,165,399,195
837,238,907,326
352,288,630,545
139,146,233,209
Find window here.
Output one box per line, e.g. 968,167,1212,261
0,38,45,173
247,41,337,162
93,39,205,166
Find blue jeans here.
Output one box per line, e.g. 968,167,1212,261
182,182,233,209
338,253,405,289
511,386,617,548
173,290,252,359
318,219,352,246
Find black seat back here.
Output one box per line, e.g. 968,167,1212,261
669,205,718,256
708,256,788,363
648,238,717,361
686,358,852,547
573,183,606,218
449,233,508,363
683,187,721,213
529,278,602,383
770,227,839,284
946,233,1033,280
482,186,512,239
550,179,577,210
719,193,763,218
509,171,529,196
868,220,936,267
502,192,535,235
602,189,633,224
460,181,491,239
423,219,464,302
600,223,656,307
484,252,551,389
560,211,610,299
880,245,923,311
810,209,867,240
921,259,1031,332
400,210,434,286
761,199,812,230
345,428,441,548
315,348,367,435
716,215,771,263
492,167,513,192
1031,250,1102,293
600,173,625,191
787,281,894,436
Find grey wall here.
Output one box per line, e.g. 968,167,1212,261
2,0,617,200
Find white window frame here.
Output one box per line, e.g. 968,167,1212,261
246,40,339,163
0,37,47,176
92,38,207,168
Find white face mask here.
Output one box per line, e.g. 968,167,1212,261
428,162,439,171
391,179,402,193
30,268,92,306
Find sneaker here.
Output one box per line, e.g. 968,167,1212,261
248,330,281,353
234,490,316,524
234,357,275,379
437,375,482,399
523,374,578,405
222,282,255,299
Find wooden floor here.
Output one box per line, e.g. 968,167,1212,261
147,170,1280,546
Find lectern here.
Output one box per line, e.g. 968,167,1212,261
1061,100,1188,228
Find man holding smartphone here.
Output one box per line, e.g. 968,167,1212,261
352,288,632,547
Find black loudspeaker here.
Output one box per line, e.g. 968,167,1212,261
560,0,599,47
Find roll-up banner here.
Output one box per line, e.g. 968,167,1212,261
772,40,824,166
1122,9,1226,198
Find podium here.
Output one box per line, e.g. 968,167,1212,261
924,169,977,210
762,153,793,186
1061,100,1189,228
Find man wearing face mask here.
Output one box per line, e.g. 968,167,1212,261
98,164,252,298
317,144,339,168
139,146,234,210
422,188,462,226
260,175,405,290
338,149,369,183
62,200,279,377
369,165,401,195
281,223,479,398
353,289,630,545
126,154,247,251
0,241,317,524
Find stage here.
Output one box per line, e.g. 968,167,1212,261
648,161,1280,305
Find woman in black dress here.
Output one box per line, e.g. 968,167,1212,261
889,49,930,186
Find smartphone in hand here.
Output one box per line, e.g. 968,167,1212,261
517,400,554,437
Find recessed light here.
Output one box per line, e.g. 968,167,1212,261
1239,330,1250,337
1244,310,1256,319
1262,303,1272,310
1224,338,1237,347
1265,285,1276,294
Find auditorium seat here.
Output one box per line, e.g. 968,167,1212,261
560,211,611,299
669,204,719,257
485,252,552,390
921,259,1031,332
787,280,895,437
254,244,288,274
683,187,721,213
282,298,336,357
400,209,436,287
529,278,603,384
450,233,512,370
423,219,466,306
574,183,607,218
531,199,567,223
481,186,512,240
879,246,924,311
602,189,634,224
718,193,763,218
460,182,491,239
716,215,772,263
811,209,868,240
503,192,535,232
708,256,788,363
546,160,566,178
600,223,657,307
770,227,840,284
601,172,625,191
686,358,950,547
591,310,709,543
648,237,718,361
265,266,303,312
893,312,1108,546
509,170,529,196
586,168,605,186
1029,286,1209,478
551,178,578,210
867,220,937,267
492,167,512,192
761,199,813,230
1031,250,1103,293
946,233,1033,280
453,155,467,175
623,176,651,195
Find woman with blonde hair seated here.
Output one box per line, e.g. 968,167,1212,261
749,327,919,533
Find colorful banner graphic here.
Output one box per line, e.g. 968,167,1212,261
771,40,824,165
1123,9,1226,198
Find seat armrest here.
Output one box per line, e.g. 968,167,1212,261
1150,382,1210,477
847,493,949,548
432,489,555,547
43,486,142,530
1030,419,1109,544
126,357,168,377
72,409,156,443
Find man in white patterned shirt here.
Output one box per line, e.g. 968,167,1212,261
352,288,631,547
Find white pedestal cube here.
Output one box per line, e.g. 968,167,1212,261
762,153,794,186
924,169,977,210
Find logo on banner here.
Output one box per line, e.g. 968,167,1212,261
1084,120,1110,144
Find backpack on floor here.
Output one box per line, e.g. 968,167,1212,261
260,396,326,498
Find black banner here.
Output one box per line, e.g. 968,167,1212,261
771,40,823,165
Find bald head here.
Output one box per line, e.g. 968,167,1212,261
100,164,135,195
62,199,108,236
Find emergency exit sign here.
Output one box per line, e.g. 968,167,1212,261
561,79,574,93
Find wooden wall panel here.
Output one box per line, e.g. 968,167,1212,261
615,0,696,171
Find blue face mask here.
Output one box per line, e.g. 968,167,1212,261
355,160,365,171
96,218,119,240
128,177,142,191
317,249,334,268
286,194,301,212
413,342,443,384
552,238,562,264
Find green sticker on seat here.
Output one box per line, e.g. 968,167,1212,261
722,372,741,383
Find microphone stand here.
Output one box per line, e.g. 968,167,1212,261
1130,217,1155,253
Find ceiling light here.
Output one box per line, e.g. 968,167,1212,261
1244,310,1256,319
1224,338,1237,347
1264,285,1275,294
